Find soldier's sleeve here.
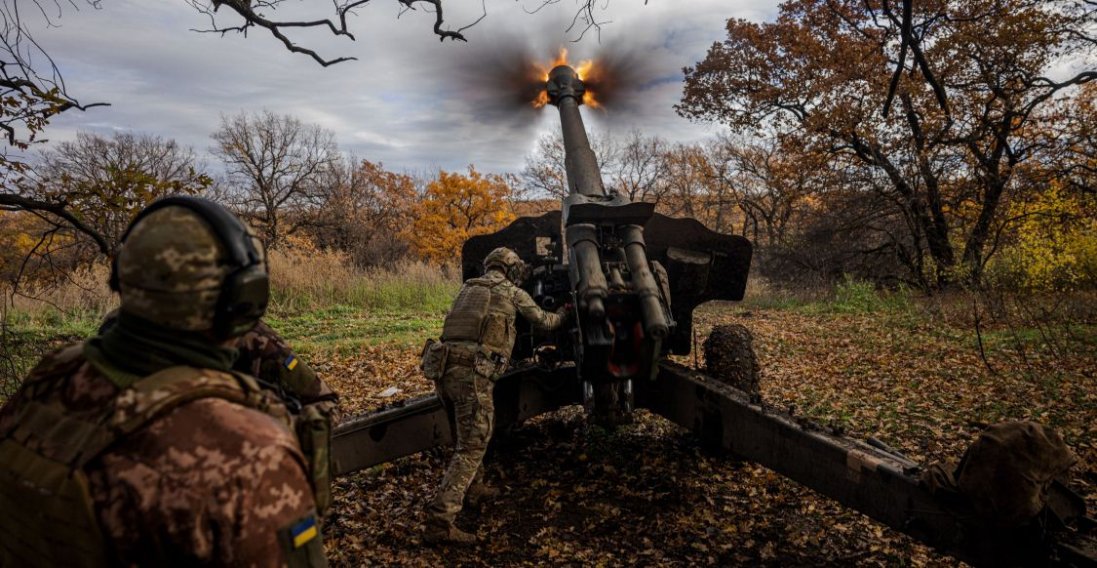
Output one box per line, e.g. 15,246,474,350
511,286,564,331
88,399,326,567
237,320,342,425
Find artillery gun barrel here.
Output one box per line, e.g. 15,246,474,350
547,65,609,318
548,66,606,198
546,64,668,337
621,225,669,339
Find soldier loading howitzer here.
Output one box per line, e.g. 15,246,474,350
328,64,1097,565
421,247,570,544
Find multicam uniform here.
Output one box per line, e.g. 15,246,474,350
235,321,340,514
101,314,340,425
98,311,341,516
426,268,564,530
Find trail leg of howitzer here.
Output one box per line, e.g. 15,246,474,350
331,364,1097,567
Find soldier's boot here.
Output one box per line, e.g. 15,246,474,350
423,519,477,546
466,483,501,507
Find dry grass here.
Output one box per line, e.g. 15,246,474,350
7,263,117,317
265,249,459,315
2,249,460,319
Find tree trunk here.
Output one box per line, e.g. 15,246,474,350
962,178,1008,285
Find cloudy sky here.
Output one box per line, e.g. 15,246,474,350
33,1,777,174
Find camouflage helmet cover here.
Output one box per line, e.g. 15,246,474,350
116,205,267,332
483,247,527,284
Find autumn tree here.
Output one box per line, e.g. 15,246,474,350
608,130,668,203
0,131,209,290
0,2,107,178
658,142,723,225
523,127,621,199
409,166,516,263
34,131,209,245
993,181,1097,290
15,130,207,254
212,110,340,249
711,135,825,249
680,0,1096,287
1036,82,1097,196
311,158,417,266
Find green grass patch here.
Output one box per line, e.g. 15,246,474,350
1,309,103,398
270,279,458,316
266,308,445,355
740,277,913,315
827,277,913,314
4,308,102,338
970,322,1097,356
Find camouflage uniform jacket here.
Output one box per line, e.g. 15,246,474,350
236,321,341,426
0,344,324,567
445,269,564,361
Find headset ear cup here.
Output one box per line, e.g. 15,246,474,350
214,266,270,339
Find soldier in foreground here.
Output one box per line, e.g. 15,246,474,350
421,247,569,544
0,197,327,567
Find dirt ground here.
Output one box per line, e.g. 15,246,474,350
317,304,1096,566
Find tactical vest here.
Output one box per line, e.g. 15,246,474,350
440,276,516,357
0,345,296,568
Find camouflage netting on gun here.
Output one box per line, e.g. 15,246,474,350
704,324,761,396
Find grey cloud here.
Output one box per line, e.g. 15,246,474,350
36,0,775,174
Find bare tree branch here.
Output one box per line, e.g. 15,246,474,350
0,0,109,172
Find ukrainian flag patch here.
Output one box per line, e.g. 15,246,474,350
290,515,318,548
284,354,299,371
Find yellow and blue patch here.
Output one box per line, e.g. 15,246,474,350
290,515,318,548
284,354,299,371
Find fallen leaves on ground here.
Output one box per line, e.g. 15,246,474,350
316,304,1096,566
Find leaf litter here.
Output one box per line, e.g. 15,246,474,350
317,304,1096,566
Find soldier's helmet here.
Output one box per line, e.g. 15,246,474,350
483,247,527,285
112,197,268,338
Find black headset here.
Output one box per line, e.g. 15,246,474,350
110,196,270,339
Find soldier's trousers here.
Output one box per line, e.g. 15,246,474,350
427,364,494,524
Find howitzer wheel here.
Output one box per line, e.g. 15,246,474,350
704,324,761,397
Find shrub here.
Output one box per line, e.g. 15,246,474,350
829,276,912,314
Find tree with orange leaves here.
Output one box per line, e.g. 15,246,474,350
680,0,1096,287
408,167,517,264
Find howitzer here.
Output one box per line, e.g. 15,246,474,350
463,64,752,425
331,65,1097,566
